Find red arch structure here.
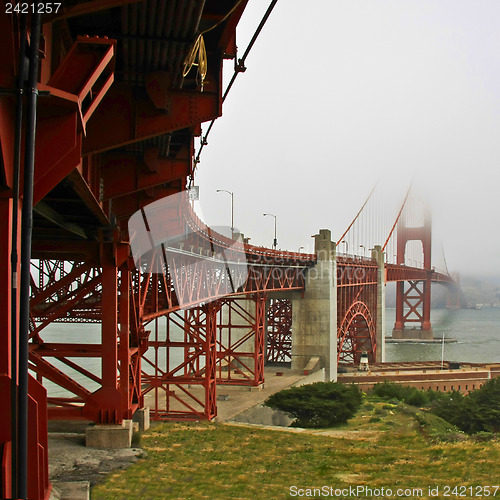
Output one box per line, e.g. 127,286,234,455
338,301,376,365
0,3,459,499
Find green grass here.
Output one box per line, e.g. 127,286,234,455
92,400,500,500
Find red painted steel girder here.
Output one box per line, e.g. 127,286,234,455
83,86,221,155
34,36,117,205
101,152,191,201
386,263,453,284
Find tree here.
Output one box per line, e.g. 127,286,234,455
431,378,500,434
264,382,362,428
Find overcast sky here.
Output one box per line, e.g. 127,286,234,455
194,0,500,279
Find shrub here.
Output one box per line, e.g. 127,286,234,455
431,379,500,434
264,382,363,429
371,382,430,407
473,431,495,443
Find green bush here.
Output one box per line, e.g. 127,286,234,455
414,410,458,436
371,382,430,407
473,431,495,442
264,382,363,429
431,378,500,434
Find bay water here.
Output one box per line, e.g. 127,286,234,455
37,307,500,397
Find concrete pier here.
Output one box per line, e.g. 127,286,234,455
372,245,386,363
291,230,337,381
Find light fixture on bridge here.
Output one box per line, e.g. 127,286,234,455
342,240,348,255
263,213,277,250
216,189,234,239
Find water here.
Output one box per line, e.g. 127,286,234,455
385,307,500,364
37,307,500,397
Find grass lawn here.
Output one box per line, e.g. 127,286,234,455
92,401,500,499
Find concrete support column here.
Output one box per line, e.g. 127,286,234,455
291,229,337,381
372,245,386,363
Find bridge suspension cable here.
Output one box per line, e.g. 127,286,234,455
191,0,279,180
335,180,399,260
382,183,412,253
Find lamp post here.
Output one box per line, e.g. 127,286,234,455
263,213,277,249
297,246,304,253
216,189,234,239
342,240,348,255
360,244,366,257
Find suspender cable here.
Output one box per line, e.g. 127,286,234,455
194,0,279,167
382,183,412,253
18,11,41,499
336,182,378,246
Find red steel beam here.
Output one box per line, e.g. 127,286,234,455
102,154,190,200
83,87,220,155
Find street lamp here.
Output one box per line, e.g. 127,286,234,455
297,246,304,253
342,240,348,255
263,213,277,249
360,244,366,257
216,189,234,239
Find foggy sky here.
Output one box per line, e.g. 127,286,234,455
195,1,500,279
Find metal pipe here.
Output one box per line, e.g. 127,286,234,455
10,14,27,499
18,11,41,499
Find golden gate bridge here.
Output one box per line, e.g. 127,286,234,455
0,2,460,498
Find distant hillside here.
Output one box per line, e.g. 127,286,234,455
458,275,500,308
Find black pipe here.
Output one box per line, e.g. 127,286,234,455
10,14,27,499
18,11,41,499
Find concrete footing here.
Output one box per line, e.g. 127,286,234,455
392,328,434,340
85,419,134,449
50,481,90,500
132,407,150,431
248,383,265,392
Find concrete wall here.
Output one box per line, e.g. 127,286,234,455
338,366,498,394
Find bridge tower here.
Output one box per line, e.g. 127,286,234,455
392,205,434,339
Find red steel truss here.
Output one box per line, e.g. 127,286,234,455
141,293,267,421
266,298,293,363
142,303,218,421
216,294,266,386
337,257,378,365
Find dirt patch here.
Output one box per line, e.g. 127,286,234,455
49,432,144,487
315,429,381,441
225,421,382,442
